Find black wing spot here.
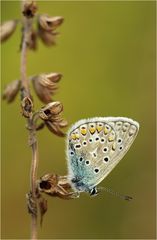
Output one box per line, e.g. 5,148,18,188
103,156,109,162
75,144,81,148
118,138,122,143
79,157,83,162
94,168,99,173
93,152,97,157
85,160,90,165
103,147,108,152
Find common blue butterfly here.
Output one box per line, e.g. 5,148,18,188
66,117,139,197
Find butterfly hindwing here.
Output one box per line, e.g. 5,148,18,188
66,117,139,193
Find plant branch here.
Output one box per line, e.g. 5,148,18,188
20,1,38,239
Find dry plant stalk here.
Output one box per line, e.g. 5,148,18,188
1,0,72,239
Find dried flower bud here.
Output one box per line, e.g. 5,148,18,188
37,174,79,199
3,80,21,103
22,0,37,18
21,96,33,118
0,20,18,42
32,73,62,103
39,101,63,120
38,15,63,46
38,29,58,46
39,73,62,86
38,15,64,31
39,101,68,137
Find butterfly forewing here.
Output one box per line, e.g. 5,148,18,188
66,117,139,192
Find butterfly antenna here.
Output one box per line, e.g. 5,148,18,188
99,186,133,201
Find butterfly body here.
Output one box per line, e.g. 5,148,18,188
66,117,139,195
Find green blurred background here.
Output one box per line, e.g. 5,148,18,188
1,1,156,239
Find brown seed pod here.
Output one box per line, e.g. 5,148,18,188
0,20,18,42
37,15,63,46
32,73,62,103
2,80,21,103
38,28,58,46
39,101,68,137
38,15,64,31
37,173,79,199
21,96,33,118
39,101,63,120
22,0,37,18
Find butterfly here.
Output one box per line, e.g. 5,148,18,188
66,117,139,197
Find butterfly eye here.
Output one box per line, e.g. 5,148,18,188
94,168,99,174
103,156,109,163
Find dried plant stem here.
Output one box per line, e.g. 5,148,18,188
20,1,38,239
29,122,38,240
21,35,29,93
30,139,38,239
